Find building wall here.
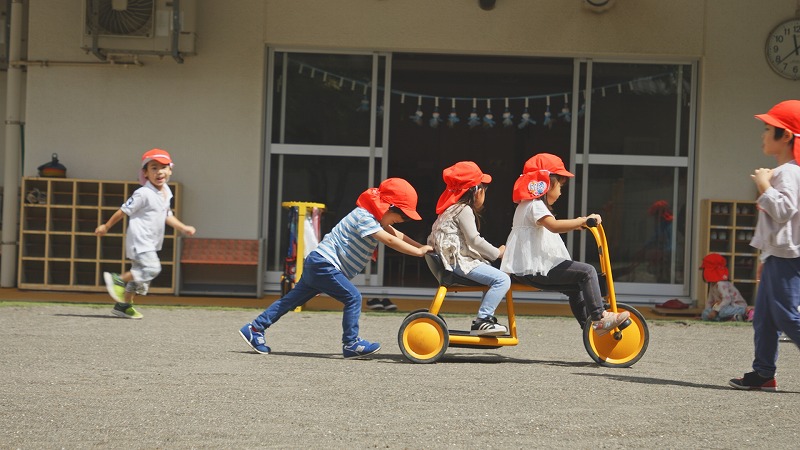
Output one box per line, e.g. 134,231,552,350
9,0,800,297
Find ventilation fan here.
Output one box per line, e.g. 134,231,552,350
86,0,155,37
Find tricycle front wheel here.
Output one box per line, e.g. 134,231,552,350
583,302,649,368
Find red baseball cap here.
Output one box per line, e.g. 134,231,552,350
435,161,492,214
356,178,422,221
755,100,800,164
700,253,729,283
512,153,573,203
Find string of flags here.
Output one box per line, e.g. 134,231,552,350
291,58,681,129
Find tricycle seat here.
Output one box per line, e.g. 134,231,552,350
424,253,485,288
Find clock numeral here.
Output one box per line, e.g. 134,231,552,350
774,35,785,43
775,55,783,64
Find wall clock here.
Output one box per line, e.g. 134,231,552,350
765,18,800,80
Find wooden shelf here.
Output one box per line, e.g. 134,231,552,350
700,199,758,305
18,177,180,293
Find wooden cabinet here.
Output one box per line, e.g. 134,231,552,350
18,177,180,293
699,199,758,304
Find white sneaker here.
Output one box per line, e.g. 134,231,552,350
592,311,630,337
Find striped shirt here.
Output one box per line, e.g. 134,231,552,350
314,207,383,279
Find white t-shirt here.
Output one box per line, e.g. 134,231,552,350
500,199,571,276
120,182,173,258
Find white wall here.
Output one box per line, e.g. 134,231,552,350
9,0,800,297
23,0,266,238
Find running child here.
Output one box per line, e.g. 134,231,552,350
239,178,432,359
500,153,629,336
428,161,510,335
95,148,196,319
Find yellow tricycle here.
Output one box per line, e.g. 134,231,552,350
397,221,650,367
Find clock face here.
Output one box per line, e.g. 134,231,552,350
766,18,800,80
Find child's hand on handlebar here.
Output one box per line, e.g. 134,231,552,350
584,214,602,227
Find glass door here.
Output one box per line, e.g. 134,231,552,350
264,50,390,286
572,61,696,298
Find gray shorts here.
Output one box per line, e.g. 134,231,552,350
127,251,162,296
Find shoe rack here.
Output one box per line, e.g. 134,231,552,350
699,199,758,305
18,177,180,293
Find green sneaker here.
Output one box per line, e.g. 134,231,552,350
103,272,126,303
112,302,143,319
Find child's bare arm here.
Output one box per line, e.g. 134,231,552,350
373,228,432,257
95,209,125,236
539,214,602,234
383,225,428,248
166,215,196,236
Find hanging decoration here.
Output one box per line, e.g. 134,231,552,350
543,96,553,129
518,98,536,129
502,98,515,127
356,85,370,112
410,96,424,126
467,98,481,128
558,93,571,123
430,97,443,128
483,99,495,128
287,58,682,132
447,98,460,128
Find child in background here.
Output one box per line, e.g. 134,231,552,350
95,149,196,319
239,178,432,358
501,153,629,336
730,100,800,391
428,161,510,336
700,253,752,322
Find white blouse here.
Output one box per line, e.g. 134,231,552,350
500,199,571,276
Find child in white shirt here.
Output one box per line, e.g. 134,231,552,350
501,153,628,336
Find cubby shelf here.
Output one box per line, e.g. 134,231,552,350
699,199,758,305
18,177,180,293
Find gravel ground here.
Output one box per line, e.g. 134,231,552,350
1,302,798,449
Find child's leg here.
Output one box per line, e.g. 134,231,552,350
127,251,161,304
251,275,320,330
565,291,588,327
752,257,783,377
765,256,800,350
454,263,511,318
717,305,747,321
301,252,363,345
542,260,605,320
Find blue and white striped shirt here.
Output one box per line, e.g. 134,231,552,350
314,207,383,279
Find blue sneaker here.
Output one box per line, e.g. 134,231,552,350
239,323,270,354
343,337,381,359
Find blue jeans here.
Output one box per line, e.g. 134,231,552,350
701,305,746,321
251,251,362,345
752,256,800,378
454,262,510,319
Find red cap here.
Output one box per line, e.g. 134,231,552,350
512,153,573,203
755,100,800,164
700,253,729,283
435,161,492,214
141,148,173,168
356,178,422,221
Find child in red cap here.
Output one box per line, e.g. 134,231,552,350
730,100,800,391
500,153,629,336
95,148,196,319
240,178,432,358
428,161,511,335
700,253,751,322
